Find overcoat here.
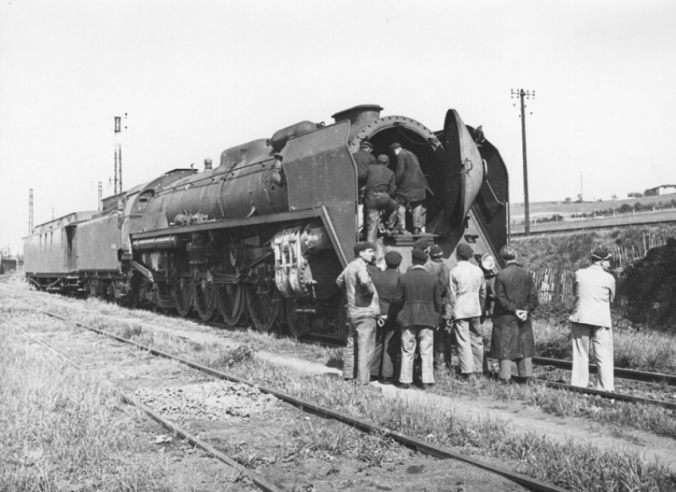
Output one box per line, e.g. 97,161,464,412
394,149,429,203
394,266,442,328
490,262,538,360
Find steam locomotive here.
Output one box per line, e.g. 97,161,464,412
23,104,509,341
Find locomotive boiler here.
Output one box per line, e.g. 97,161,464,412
24,104,509,341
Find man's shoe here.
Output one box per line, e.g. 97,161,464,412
422,383,434,390
497,378,512,385
379,377,394,385
413,228,422,235
397,382,411,389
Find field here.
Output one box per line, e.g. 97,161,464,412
511,193,676,219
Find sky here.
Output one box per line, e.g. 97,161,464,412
1,0,675,254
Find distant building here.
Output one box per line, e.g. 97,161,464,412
644,185,676,196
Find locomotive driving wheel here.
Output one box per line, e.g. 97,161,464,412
193,274,217,321
172,277,193,317
285,298,312,339
245,262,281,333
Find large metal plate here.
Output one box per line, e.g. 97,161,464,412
443,109,484,220
281,121,357,267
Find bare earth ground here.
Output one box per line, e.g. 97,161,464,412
2,293,527,492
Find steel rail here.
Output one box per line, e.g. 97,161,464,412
1,318,282,492
532,356,676,386
36,309,567,492
534,379,676,411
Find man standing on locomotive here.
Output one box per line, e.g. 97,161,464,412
449,243,486,380
336,242,380,385
569,247,616,391
390,142,430,235
363,154,399,244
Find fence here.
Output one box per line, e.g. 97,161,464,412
532,268,575,303
532,230,669,303
610,230,669,269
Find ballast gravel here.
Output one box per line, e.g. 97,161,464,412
134,381,277,422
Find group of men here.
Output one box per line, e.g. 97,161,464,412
337,239,617,392
353,141,429,242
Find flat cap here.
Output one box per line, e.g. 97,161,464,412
384,251,402,267
377,154,389,164
429,245,443,258
411,248,428,263
353,241,376,257
591,246,612,261
389,142,402,151
456,243,474,260
360,141,373,150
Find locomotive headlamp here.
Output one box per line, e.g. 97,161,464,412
480,253,495,271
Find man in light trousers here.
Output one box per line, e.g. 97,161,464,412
336,242,380,385
569,247,616,391
449,243,486,379
395,248,442,389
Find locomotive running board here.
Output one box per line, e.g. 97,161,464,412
130,206,349,267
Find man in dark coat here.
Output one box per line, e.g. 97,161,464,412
369,251,402,383
424,245,452,368
490,245,539,384
364,155,400,244
394,249,442,389
352,141,376,181
390,142,430,235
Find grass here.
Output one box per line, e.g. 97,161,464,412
530,319,676,374
512,224,676,272
6,282,676,490
0,329,166,491
222,358,676,492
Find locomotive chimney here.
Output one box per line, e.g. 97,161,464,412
204,157,212,170
331,104,383,126
332,104,383,141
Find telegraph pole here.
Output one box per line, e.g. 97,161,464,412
511,89,535,235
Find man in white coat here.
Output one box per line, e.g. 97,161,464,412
569,247,616,391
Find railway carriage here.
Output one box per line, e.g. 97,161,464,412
24,104,509,341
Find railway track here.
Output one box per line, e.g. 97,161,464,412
532,356,676,386
3,317,281,492
2,298,565,492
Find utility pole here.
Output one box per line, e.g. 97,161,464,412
29,189,33,234
98,182,103,210
511,89,535,235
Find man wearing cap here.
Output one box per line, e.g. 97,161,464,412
424,245,453,368
352,141,376,181
390,142,431,235
394,249,442,389
490,245,539,384
336,242,379,385
363,154,400,244
569,247,616,391
449,243,486,379
369,251,403,383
